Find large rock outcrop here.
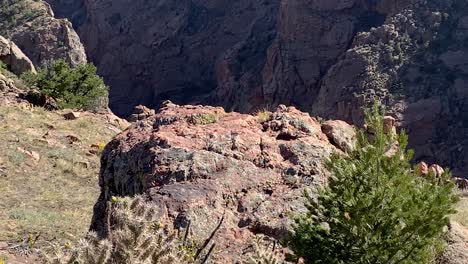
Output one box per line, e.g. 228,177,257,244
0,0,87,67
0,35,36,75
91,103,354,262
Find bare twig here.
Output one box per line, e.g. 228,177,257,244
194,212,225,260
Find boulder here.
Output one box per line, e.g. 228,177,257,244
19,90,58,110
127,105,155,122
321,120,356,153
0,35,36,75
91,104,353,262
63,111,81,120
429,164,445,177
418,161,429,176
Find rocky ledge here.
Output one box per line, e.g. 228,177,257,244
90,103,356,262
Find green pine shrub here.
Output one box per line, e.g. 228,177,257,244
21,60,108,111
289,105,459,264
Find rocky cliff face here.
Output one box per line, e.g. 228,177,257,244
44,0,468,175
58,0,412,115
314,0,468,176
0,0,87,68
73,0,281,116
91,103,355,262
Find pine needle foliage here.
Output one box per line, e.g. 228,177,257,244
21,59,108,110
289,105,459,264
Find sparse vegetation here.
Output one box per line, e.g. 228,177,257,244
453,196,468,227
256,109,272,123
0,61,6,74
44,196,185,264
244,238,285,264
187,113,218,125
0,105,125,248
21,60,108,110
44,196,221,264
289,105,459,264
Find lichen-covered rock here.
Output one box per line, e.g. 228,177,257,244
91,103,353,262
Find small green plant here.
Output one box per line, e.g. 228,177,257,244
21,60,108,110
288,105,459,264
0,61,6,74
187,113,218,125
95,142,106,156
256,109,272,123
0,255,7,264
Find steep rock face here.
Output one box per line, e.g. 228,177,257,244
313,0,468,175
218,0,389,111
42,0,87,28
47,0,468,175
73,0,411,116
91,103,353,262
77,0,280,117
0,0,87,67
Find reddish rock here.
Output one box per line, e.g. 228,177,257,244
127,105,155,123
66,134,80,144
63,111,81,120
418,161,429,176
91,104,353,263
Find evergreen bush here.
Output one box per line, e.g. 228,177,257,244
21,60,108,110
289,105,459,264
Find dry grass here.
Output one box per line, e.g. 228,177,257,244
0,105,125,248
453,195,468,227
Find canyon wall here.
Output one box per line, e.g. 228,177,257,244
45,0,468,176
